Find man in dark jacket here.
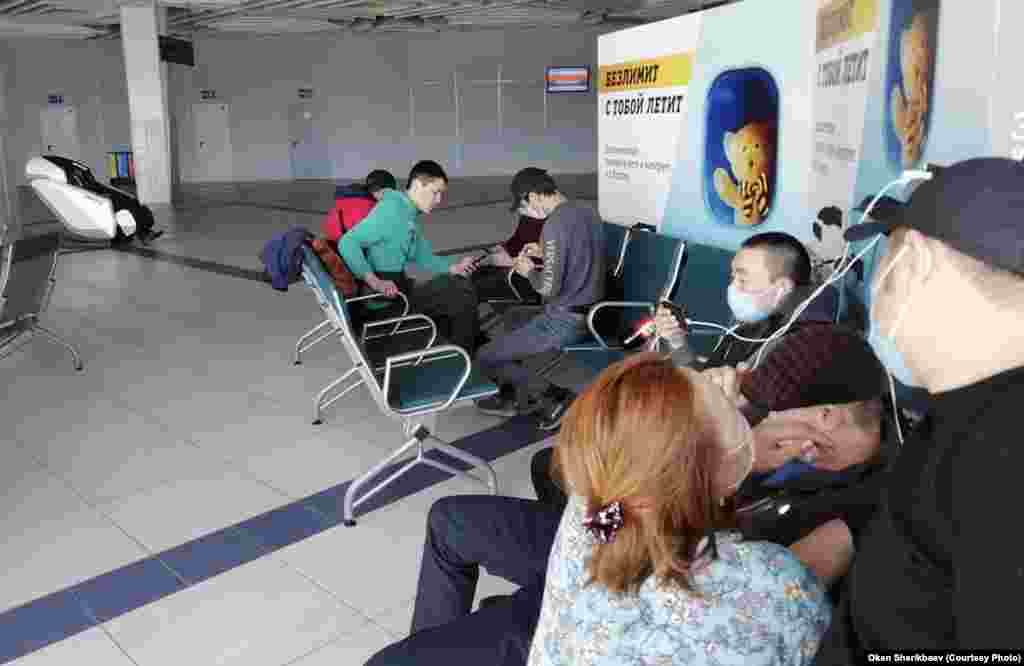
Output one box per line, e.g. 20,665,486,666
536,231,837,429
812,158,1024,661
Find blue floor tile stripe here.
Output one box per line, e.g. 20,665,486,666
0,414,549,664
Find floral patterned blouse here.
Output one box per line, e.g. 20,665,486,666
527,494,831,666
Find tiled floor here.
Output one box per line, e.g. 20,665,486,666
1,178,593,664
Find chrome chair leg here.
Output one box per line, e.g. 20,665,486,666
32,323,84,371
534,349,567,380
312,366,361,424
342,435,422,526
427,433,498,494
0,328,34,361
294,318,332,365
341,426,498,526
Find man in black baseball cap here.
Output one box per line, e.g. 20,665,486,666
465,169,549,325
508,167,555,211
814,157,1024,662
475,167,605,417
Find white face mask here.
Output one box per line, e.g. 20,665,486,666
520,197,547,220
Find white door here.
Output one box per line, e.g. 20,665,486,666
40,105,82,160
288,102,331,179
192,103,233,182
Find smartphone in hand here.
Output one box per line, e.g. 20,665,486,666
658,300,687,331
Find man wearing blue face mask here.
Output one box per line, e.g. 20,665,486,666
537,232,840,429
812,158,1024,661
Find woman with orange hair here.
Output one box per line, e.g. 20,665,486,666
528,353,832,665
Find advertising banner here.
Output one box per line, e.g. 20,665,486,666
597,13,702,229
808,0,880,274
660,0,816,250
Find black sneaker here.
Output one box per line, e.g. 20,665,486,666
538,388,575,431
136,229,164,244
478,594,515,610
476,392,517,417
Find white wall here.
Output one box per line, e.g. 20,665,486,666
4,26,604,186
990,0,1024,160
4,38,130,188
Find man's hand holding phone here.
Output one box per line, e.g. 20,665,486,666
513,243,543,276
654,301,688,348
450,254,486,277
489,244,514,268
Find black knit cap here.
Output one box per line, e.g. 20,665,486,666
846,157,1024,274
743,326,886,413
509,167,557,212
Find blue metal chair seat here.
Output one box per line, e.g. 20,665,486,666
539,226,685,382
299,245,499,526
385,352,501,413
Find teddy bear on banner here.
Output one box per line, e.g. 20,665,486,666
891,11,934,168
714,120,775,226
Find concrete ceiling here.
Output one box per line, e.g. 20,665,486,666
0,0,736,39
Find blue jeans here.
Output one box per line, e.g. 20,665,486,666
475,309,587,392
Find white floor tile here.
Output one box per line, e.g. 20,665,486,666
101,465,289,554
275,512,429,618
274,473,484,618
27,406,217,506
8,628,135,666
285,623,394,666
0,487,149,613
368,599,414,640
104,557,369,666
489,438,556,501
474,572,522,610
237,430,405,500
0,443,47,493
8,393,129,448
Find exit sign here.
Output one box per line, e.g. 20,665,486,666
200,89,217,100
47,94,64,105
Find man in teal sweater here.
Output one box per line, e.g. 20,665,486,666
338,160,481,352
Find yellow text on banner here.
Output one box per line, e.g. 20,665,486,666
816,0,879,52
598,53,694,94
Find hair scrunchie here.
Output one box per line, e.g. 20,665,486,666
583,501,625,544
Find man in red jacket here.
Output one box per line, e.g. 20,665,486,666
321,170,397,243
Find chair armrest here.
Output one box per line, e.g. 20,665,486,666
362,313,438,350
351,290,410,340
586,301,655,349
347,290,410,317
383,344,472,413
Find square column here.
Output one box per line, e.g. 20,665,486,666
120,1,172,204
0,61,13,238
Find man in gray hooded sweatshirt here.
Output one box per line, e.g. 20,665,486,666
474,168,605,417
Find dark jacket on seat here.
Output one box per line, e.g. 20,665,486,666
261,227,314,291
